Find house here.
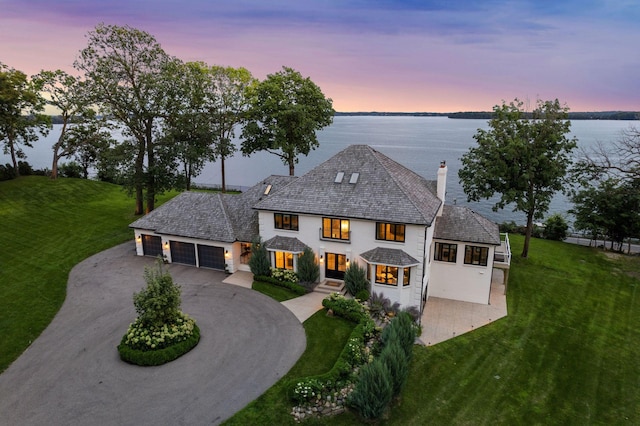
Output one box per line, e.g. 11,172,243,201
130,144,510,310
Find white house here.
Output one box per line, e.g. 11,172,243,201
130,144,510,310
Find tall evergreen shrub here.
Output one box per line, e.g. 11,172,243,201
297,246,319,289
348,358,393,420
344,262,369,296
378,341,409,397
248,237,271,276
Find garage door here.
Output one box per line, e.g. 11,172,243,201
198,245,225,270
141,234,163,257
170,241,196,266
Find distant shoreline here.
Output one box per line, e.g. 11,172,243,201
335,111,639,120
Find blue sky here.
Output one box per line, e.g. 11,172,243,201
1,0,638,112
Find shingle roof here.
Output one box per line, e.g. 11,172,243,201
129,175,297,243
434,205,501,245
360,247,420,266
253,145,442,225
263,235,309,253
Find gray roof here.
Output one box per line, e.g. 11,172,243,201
129,175,297,243
253,145,442,226
434,205,501,245
360,247,420,266
263,235,309,253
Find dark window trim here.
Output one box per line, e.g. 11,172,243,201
375,264,399,286
274,213,299,231
434,242,457,263
321,217,350,241
464,245,489,266
376,222,406,242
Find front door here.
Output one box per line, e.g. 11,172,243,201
325,253,346,280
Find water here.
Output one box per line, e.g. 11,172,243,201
2,117,634,225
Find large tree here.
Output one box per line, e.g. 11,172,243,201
241,66,334,176
32,69,108,179
0,63,50,176
575,125,640,182
459,98,577,258
74,24,175,214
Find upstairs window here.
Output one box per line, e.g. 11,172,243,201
464,245,489,266
322,217,350,241
376,222,405,242
434,242,457,263
274,213,298,231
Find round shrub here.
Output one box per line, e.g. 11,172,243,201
544,213,569,241
118,323,200,366
355,289,370,301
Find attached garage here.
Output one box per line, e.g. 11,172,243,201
141,234,163,257
198,245,225,270
170,241,196,266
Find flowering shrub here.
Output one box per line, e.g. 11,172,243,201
270,267,298,283
123,311,196,351
292,378,323,404
322,293,368,322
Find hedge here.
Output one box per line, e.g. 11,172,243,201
321,294,368,323
253,275,307,296
117,323,200,366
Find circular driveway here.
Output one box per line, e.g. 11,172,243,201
0,243,306,425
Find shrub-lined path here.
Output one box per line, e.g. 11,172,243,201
0,243,305,425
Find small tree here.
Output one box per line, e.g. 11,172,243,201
348,358,393,420
248,237,271,276
378,341,409,397
544,213,569,241
133,259,181,328
344,262,369,296
297,246,319,289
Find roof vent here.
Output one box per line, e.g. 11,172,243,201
334,172,345,183
349,172,359,184
264,184,272,195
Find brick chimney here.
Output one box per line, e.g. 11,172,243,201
437,161,447,216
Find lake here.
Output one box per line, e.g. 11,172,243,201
2,116,634,225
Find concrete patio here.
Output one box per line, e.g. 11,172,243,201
419,269,508,346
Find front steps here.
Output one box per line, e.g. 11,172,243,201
314,280,347,295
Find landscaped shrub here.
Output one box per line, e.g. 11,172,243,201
118,260,199,366
368,291,400,320
270,267,298,283
355,289,370,302
322,293,368,323
254,274,307,295
348,358,393,420
378,340,409,397
544,213,569,241
381,312,416,362
297,246,319,290
248,237,271,276
344,262,369,296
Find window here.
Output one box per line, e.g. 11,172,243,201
403,267,411,286
375,265,398,285
464,245,489,266
322,217,350,241
376,222,405,242
434,242,457,263
275,251,294,270
274,213,298,231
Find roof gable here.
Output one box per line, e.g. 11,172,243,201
254,145,441,225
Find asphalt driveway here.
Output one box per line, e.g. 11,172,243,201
0,242,306,425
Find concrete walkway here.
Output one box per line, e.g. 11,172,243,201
0,243,306,426
224,271,327,322
419,269,508,346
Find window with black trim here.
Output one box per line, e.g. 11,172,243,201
275,251,294,270
434,242,457,263
274,213,298,231
322,217,350,240
376,222,405,242
375,265,398,285
403,267,411,286
464,245,489,266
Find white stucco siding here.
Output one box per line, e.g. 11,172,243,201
429,239,495,304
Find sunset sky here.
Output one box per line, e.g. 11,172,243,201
1,0,638,112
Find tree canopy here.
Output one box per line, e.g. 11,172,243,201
459,98,577,257
241,66,334,176
0,62,50,176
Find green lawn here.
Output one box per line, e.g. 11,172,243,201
0,176,177,372
2,177,639,424
252,281,301,302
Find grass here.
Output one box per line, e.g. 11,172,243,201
223,310,356,425
0,176,177,372
252,281,302,302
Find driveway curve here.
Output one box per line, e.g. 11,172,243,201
0,242,306,425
